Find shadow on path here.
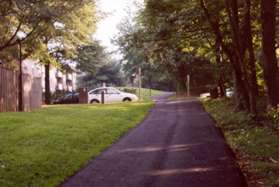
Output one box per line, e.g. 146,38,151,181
61,95,247,187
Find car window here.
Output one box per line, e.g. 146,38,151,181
91,89,107,94
65,94,72,98
107,88,119,94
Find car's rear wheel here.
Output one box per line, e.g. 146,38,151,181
90,99,100,104
123,98,132,102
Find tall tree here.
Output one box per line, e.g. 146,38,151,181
261,0,279,107
75,42,107,75
40,0,97,104
75,41,123,88
0,0,98,104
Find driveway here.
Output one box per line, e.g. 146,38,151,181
61,95,246,187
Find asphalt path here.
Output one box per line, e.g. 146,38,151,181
61,94,247,187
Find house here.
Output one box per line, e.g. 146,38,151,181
41,65,77,93
23,59,77,94
0,58,77,112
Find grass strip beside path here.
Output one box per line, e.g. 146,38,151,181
0,102,153,187
202,98,279,186
118,87,165,101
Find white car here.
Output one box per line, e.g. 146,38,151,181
200,92,210,98
226,88,234,97
88,87,139,104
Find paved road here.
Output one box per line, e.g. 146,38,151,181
62,95,246,187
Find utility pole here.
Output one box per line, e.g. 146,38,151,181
138,67,142,100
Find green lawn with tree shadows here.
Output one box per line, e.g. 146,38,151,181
0,102,153,187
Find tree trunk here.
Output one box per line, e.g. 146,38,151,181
218,78,225,97
45,63,51,105
215,36,225,97
178,63,188,93
231,58,249,110
200,0,250,110
225,0,256,112
261,0,279,107
243,0,258,115
246,32,258,97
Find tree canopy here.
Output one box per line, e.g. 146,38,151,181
75,41,124,88
0,0,97,66
115,0,279,114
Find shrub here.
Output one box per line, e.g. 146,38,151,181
267,106,279,124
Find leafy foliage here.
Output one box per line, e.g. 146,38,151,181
115,3,219,92
0,0,98,66
74,41,124,89
75,42,108,75
267,107,279,127
78,62,124,89
116,0,279,113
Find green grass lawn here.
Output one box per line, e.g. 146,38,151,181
0,102,153,187
135,87,165,101
202,98,279,186
118,87,165,101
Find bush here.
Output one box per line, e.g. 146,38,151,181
267,106,279,124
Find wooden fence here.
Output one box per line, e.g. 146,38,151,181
23,74,42,111
0,67,19,112
0,66,42,112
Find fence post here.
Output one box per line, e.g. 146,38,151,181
101,91,105,104
187,74,190,97
78,88,88,104
0,67,19,112
138,67,142,100
18,40,24,111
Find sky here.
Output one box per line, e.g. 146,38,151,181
94,0,141,56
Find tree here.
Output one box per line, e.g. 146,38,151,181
117,0,279,115
115,13,176,91
0,1,98,104
78,62,124,89
261,0,279,108
39,0,97,104
198,0,257,112
0,1,96,53
75,41,123,88
115,2,219,93
75,42,108,75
